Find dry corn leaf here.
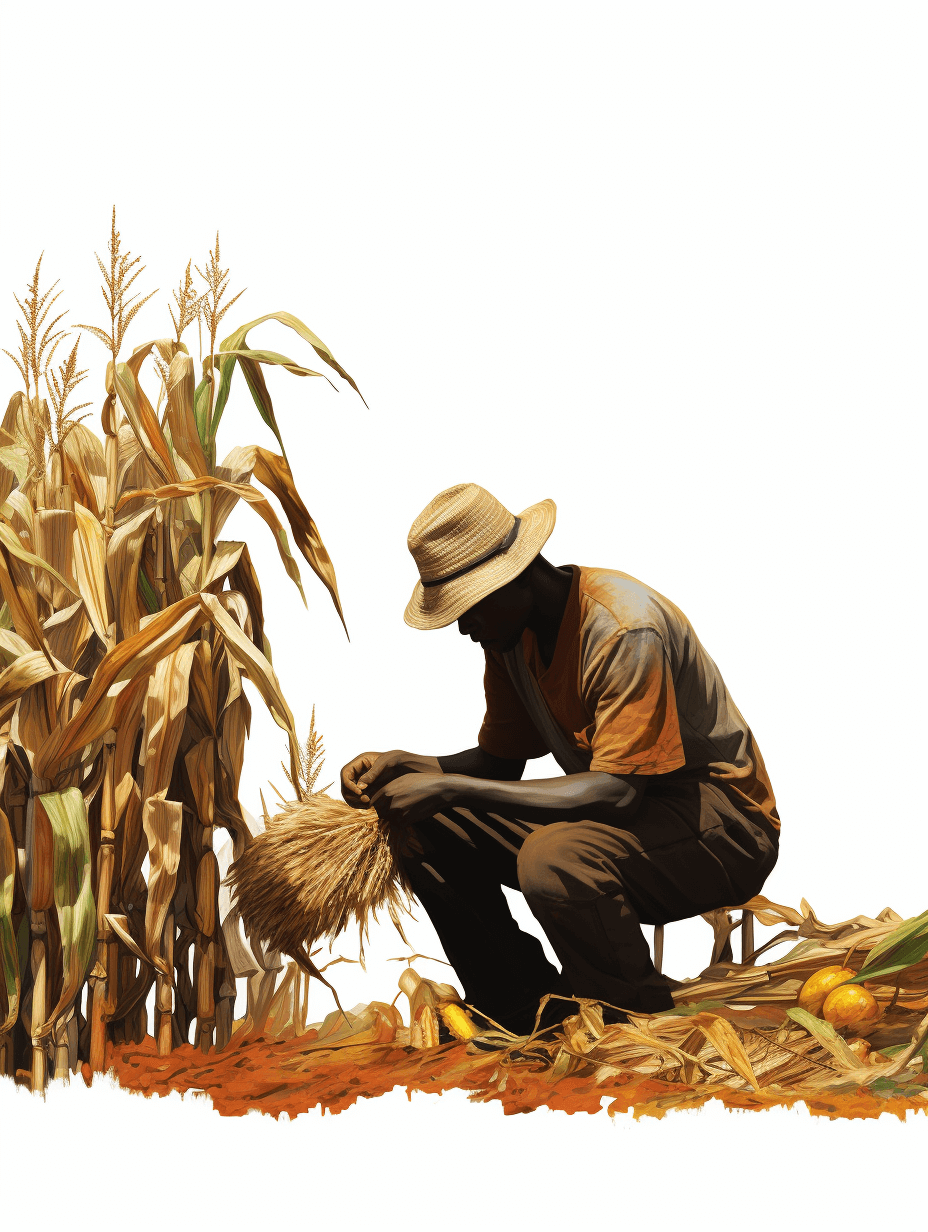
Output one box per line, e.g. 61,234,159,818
107,506,157,640
0,545,45,651
165,353,209,478
211,444,257,538
33,788,95,1039
185,737,216,830
0,734,19,1032
253,447,346,634
204,540,245,591
0,520,77,602
140,643,198,809
200,592,300,784
33,594,208,779
61,424,107,518
114,346,179,485
229,542,269,658
71,502,109,644
688,1012,761,1090
0,627,33,666
41,601,93,675
33,508,77,610
0,651,63,716
122,475,307,604
104,913,150,966
142,796,183,976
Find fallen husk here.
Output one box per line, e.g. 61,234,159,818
103,895,928,1121
226,791,414,981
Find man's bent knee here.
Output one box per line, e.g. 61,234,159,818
518,823,592,904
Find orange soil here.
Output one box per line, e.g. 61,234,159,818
99,1031,928,1122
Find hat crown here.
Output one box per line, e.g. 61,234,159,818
408,484,517,584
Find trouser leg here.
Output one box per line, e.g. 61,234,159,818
403,809,569,1027
517,780,779,1014
404,782,778,1022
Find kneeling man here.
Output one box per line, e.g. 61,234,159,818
341,483,779,1033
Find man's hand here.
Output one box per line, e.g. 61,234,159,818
369,772,449,828
340,749,442,808
340,751,383,808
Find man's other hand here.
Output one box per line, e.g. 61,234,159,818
369,772,448,829
340,749,442,807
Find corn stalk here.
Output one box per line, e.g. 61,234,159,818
0,218,360,1086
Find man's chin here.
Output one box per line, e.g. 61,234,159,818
479,634,521,653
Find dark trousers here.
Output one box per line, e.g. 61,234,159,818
403,774,779,1031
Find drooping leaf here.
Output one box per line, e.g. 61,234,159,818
0,520,78,600
0,542,52,652
253,447,347,634
114,342,179,485
104,914,150,966
33,788,96,1038
786,1006,862,1069
210,310,366,452
848,909,928,985
200,591,300,787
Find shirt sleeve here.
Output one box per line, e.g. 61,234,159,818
477,649,550,761
582,628,686,774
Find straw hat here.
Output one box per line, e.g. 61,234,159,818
404,484,556,630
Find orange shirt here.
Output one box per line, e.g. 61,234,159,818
478,565,780,828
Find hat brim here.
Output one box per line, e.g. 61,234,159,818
403,498,556,630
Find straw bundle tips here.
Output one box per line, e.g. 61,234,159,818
227,790,413,978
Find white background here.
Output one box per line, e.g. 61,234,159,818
1,1,926,1227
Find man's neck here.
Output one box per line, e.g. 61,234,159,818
525,557,574,667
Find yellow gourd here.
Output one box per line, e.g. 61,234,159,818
822,983,881,1032
797,966,856,1016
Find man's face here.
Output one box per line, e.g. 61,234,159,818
457,572,533,652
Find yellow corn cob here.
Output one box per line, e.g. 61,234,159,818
439,1001,479,1041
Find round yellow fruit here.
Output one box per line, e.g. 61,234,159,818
798,966,856,1016
822,983,881,1032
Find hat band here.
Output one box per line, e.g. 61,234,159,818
420,517,522,589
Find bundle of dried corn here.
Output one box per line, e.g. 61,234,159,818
226,790,413,992
0,213,362,1089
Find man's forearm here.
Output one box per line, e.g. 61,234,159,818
436,746,526,781
436,770,642,825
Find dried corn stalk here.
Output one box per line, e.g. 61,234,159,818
0,216,362,1087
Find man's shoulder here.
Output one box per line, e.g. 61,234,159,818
576,566,683,635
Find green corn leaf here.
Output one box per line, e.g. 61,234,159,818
847,909,928,985
208,310,366,454
138,568,159,616
193,377,212,462
786,1006,862,1069
34,788,96,1039
0,806,19,1033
